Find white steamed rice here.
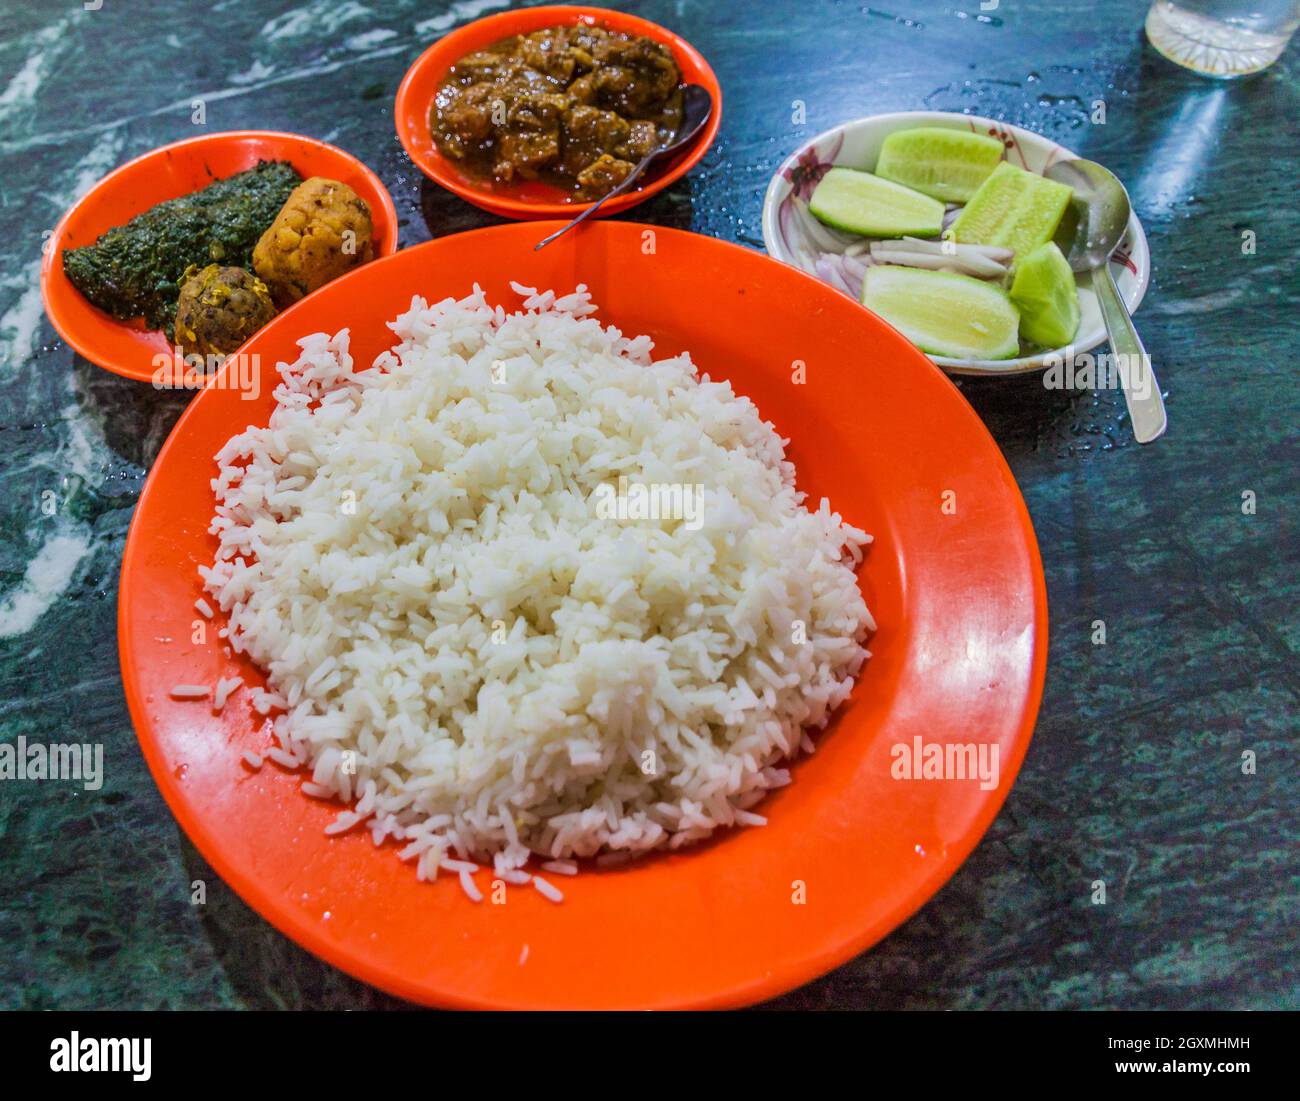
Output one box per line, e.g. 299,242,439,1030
199,282,874,883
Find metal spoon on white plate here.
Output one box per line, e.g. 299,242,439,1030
535,84,714,251
1047,157,1167,444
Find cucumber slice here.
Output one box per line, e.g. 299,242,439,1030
808,167,945,238
862,265,1020,360
875,127,1005,204
950,162,1072,267
1010,242,1080,348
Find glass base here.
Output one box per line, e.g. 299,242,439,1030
1146,2,1292,77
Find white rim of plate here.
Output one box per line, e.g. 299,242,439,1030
760,110,1151,377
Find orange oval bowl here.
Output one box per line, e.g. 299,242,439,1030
394,4,722,219
119,221,1047,1009
40,130,399,382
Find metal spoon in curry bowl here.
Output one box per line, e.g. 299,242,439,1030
1046,157,1167,444
535,84,714,251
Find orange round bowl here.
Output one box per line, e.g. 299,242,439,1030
119,221,1047,1009
394,4,722,219
40,130,399,382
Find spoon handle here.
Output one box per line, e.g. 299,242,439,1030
534,158,652,251
1093,262,1167,444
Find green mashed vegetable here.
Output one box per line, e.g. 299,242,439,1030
62,160,301,338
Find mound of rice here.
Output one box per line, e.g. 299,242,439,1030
201,283,874,884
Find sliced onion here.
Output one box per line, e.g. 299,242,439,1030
867,250,958,270
820,252,866,299
877,236,950,256
840,266,865,301
796,198,862,253
814,255,855,296
869,242,1009,279
900,236,1014,263
840,254,870,280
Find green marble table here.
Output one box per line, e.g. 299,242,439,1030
1,0,1295,1011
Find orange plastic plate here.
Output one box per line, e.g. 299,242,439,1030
41,130,399,381
118,221,1047,1009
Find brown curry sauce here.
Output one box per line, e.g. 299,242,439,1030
431,24,684,200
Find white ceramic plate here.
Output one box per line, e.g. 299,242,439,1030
761,111,1151,376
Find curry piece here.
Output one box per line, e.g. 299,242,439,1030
174,264,276,359
253,176,374,307
431,24,684,200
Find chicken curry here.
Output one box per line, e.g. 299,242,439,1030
431,24,685,200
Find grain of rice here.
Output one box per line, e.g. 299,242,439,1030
169,684,209,700
212,675,243,714
324,810,362,835
540,859,578,876
459,868,483,902
241,750,263,770
531,875,564,904
249,687,285,715
416,849,438,882
498,869,531,885
195,598,214,618
266,746,300,770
